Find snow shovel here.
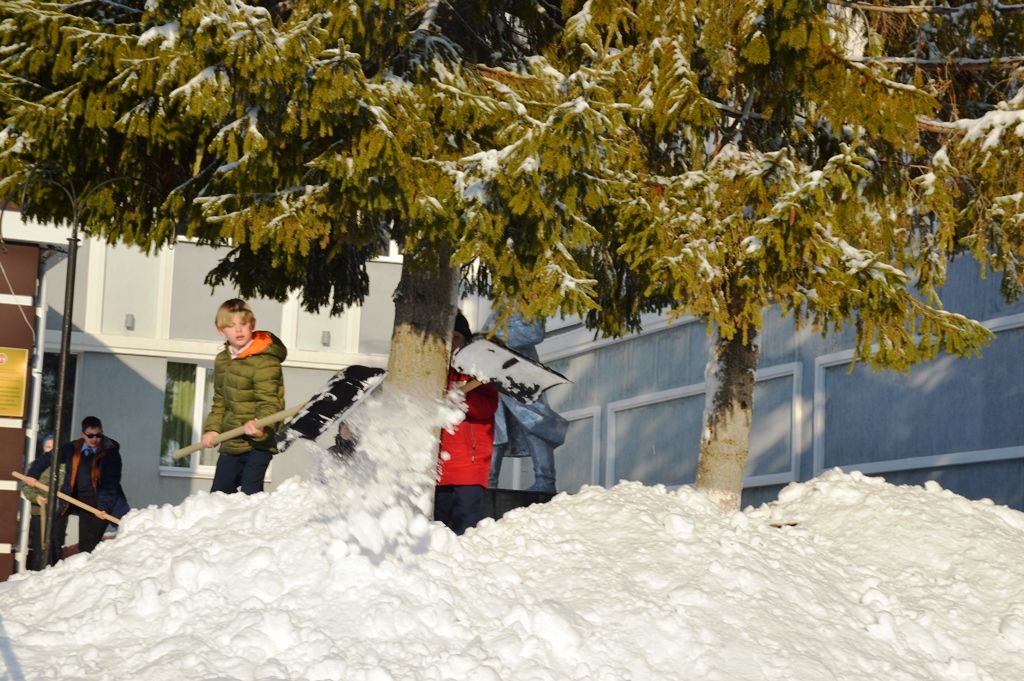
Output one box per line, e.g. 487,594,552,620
12,471,120,525
170,364,386,459
452,338,570,403
274,364,385,451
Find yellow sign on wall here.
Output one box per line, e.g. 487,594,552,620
0,347,29,418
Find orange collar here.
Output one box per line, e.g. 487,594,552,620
232,331,272,360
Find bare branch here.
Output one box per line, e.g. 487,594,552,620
64,0,145,14
853,55,1024,70
916,117,961,134
828,0,1024,15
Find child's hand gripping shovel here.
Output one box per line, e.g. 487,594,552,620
171,365,386,459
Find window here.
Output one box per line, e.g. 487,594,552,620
39,352,77,445
159,362,216,474
359,260,402,355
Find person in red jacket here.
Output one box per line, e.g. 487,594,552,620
434,311,499,535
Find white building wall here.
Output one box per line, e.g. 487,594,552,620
536,257,1024,510
18,226,416,520
9,212,1024,531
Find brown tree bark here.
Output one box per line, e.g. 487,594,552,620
384,246,461,405
695,327,759,513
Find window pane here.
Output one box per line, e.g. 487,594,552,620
358,261,401,355
160,362,196,468
199,368,217,467
39,352,77,445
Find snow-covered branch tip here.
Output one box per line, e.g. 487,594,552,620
413,0,442,35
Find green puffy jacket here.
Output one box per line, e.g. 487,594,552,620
203,331,287,455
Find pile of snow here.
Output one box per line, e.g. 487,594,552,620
2,394,1023,680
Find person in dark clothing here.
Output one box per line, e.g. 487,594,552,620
27,416,130,555
327,421,357,459
484,311,568,493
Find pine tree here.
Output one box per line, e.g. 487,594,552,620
3,0,1021,514
0,0,569,407
472,0,1016,511
870,0,1024,302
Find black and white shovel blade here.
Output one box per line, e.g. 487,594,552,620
276,365,385,450
452,338,570,403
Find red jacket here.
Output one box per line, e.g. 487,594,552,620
438,368,498,486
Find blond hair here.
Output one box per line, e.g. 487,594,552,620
214,298,255,329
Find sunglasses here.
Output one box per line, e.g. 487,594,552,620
83,432,103,440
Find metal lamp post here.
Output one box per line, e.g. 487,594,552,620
19,171,159,565
42,220,77,563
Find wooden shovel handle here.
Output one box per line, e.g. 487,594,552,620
13,471,120,526
177,377,478,460
171,403,304,460
459,379,483,394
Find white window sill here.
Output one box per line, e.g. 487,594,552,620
159,467,216,480
159,466,272,484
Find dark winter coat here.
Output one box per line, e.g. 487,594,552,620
203,330,287,455
438,368,499,487
28,437,130,518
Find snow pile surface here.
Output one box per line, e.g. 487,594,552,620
1,397,1022,681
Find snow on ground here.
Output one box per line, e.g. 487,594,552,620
1,393,1023,681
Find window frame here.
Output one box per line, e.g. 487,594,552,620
158,363,218,479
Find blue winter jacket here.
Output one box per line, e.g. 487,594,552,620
27,436,130,519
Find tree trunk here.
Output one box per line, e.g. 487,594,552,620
355,246,461,527
385,247,461,404
695,328,759,513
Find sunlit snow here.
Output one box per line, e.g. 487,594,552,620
138,22,180,50
1,392,1022,681
956,89,1024,150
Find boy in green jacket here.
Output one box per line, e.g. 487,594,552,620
21,433,66,569
201,299,287,495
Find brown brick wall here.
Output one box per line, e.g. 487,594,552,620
0,243,39,297
0,304,35,349
0,490,18,546
0,241,39,579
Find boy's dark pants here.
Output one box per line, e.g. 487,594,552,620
27,513,67,570
74,496,109,554
434,485,485,535
211,449,272,495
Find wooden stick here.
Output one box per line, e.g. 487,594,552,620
171,403,304,460
178,377,477,461
38,494,48,559
459,379,483,394
13,471,120,526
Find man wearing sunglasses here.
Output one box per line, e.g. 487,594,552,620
26,415,130,556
